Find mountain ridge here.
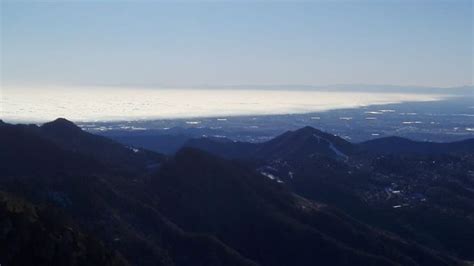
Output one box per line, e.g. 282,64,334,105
185,126,473,160
1,118,471,265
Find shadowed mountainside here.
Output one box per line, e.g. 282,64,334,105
183,126,474,261
0,119,471,265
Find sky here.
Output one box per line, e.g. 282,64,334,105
1,0,473,89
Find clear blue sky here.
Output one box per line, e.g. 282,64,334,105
1,0,472,88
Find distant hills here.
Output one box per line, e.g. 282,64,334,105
184,126,474,261
1,119,473,265
186,126,474,159
185,126,355,160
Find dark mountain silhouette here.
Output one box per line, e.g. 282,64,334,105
186,126,356,161
254,126,354,160
1,119,472,265
149,148,460,266
39,118,165,172
0,121,102,177
182,126,474,261
0,118,164,175
0,121,258,266
41,117,83,134
186,127,474,160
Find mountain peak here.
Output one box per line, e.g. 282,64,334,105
297,125,317,132
49,117,76,125
255,126,354,161
293,126,325,136
41,118,81,133
284,126,343,143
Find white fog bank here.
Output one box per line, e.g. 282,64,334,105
0,86,448,123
